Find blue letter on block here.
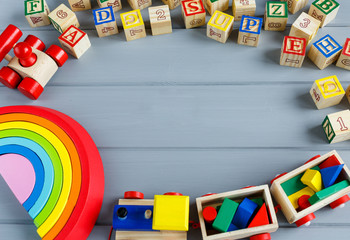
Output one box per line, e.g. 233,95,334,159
93,6,115,25
314,34,342,58
239,15,263,34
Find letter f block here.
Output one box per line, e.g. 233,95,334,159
24,0,51,27
280,36,306,68
93,6,119,38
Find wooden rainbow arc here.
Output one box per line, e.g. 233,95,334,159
0,105,104,240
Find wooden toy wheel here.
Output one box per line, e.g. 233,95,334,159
0,24,22,62
124,191,144,199
295,213,315,227
164,192,183,196
23,35,45,51
304,155,321,165
270,172,287,185
0,66,21,89
45,45,68,67
330,195,350,209
17,77,43,100
202,206,217,223
250,233,271,240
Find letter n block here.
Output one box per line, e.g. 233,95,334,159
280,36,306,68
237,15,263,47
204,0,229,16
281,0,308,14
289,12,320,45
336,38,350,71
58,25,91,59
207,11,234,43
121,9,146,41
128,0,152,10
310,75,345,109
97,0,122,12
308,0,340,28
48,4,80,33
24,0,51,27
93,6,119,38
68,0,92,11
232,0,256,22
161,0,181,10
181,0,206,29
308,34,342,70
149,5,172,36
322,110,350,144
264,1,288,31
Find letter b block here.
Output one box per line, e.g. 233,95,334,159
280,36,306,68
24,0,51,27
207,11,234,43
336,38,350,71
308,0,340,28
181,0,206,29
264,1,288,31
237,15,263,47
322,110,350,144
121,9,146,41
93,6,119,38
58,25,91,59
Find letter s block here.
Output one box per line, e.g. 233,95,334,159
336,38,350,71
322,110,350,144
58,25,91,59
237,15,263,47
280,36,306,68
207,11,234,43
308,0,340,28
93,6,119,38
181,0,206,29
121,9,146,41
24,0,51,27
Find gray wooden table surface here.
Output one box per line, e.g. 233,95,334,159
0,0,350,239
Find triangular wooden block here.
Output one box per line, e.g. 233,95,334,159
320,164,344,188
248,203,269,228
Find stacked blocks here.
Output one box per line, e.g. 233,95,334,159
336,38,350,71
162,0,181,10
204,0,229,16
282,0,308,14
207,11,234,43
238,16,263,47
280,36,307,68
212,198,239,232
48,4,80,33
93,6,119,38
97,0,122,12
121,9,146,41
289,12,320,45
128,0,152,10
308,0,340,28
149,5,172,36
68,0,92,11
24,0,51,28
264,1,288,31
232,0,256,22
232,198,258,229
301,169,323,192
322,110,350,144
58,26,91,59
181,0,206,29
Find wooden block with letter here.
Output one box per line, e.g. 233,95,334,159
308,0,340,27
128,0,152,10
322,110,350,144
149,5,172,36
161,0,181,10
281,0,308,14
181,0,206,29
204,0,229,16
121,9,146,41
232,0,256,22
289,12,320,45
280,36,306,68
264,1,288,31
336,38,350,71
93,6,119,38
24,0,51,27
48,4,80,33
97,0,122,12
68,0,91,11
58,25,91,59
237,15,263,47
207,11,234,43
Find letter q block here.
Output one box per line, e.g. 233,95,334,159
237,15,263,47
181,0,206,29
48,4,80,33
280,36,306,68
207,11,234,43
336,38,350,71
58,25,91,59
308,0,340,28
121,9,146,41
322,110,350,144
93,6,119,38
24,0,51,28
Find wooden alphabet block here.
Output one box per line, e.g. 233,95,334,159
93,6,119,38
336,38,350,71
281,0,308,14
264,1,288,31
289,12,320,45
310,75,345,110
161,0,181,10
308,34,342,70
48,4,80,33
232,0,256,22
308,0,340,27
207,11,234,43
58,25,91,59
149,5,172,36
237,15,263,47
68,0,91,11
128,0,152,10
120,9,146,41
181,0,206,29
204,0,229,16
322,110,350,143
24,0,51,27
280,36,307,68
97,0,122,12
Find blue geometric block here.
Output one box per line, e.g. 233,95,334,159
227,223,239,232
239,15,263,34
93,6,115,26
320,164,344,188
232,198,259,229
313,34,342,58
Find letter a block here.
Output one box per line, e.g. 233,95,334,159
264,1,288,31
24,0,51,28
232,0,256,22
204,0,229,16
149,5,172,36
290,12,321,45
181,0,206,29
336,38,350,71
207,11,234,43
238,15,263,47
162,0,181,10
97,0,122,12
282,0,308,14
128,0,152,10
121,9,146,41
280,36,306,68
58,25,91,59
308,34,342,70
308,0,340,28
68,0,92,11
93,6,119,38
310,75,345,109
322,110,350,144
48,4,80,33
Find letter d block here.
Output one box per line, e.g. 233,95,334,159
68,0,92,11
310,75,345,109
58,25,91,59
308,34,342,70
336,38,350,71
181,0,206,29
121,9,146,41
207,11,234,43
48,4,80,33
204,0,229,16
280,36,306,68
308,0,340,28
93,6,119,38
97,0,122,12
264,1,288,31
237,15,263,47
24,0,51,27
322,110,350,144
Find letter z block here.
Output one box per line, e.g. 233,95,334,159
58,25,91,59
232,0,256,22
264,1,288,31
280,36,307,68
204,0,229,16
308,34,342,70
93,6,119,38
162,0,181,10
121,9,146,41
149,5,172,36
336,38,350,71
68,0,92,11
308,0,340,28
281,0,308,14
97,0,122,12
24,0,51,28
48,4,80,33
181,0,206,29
237,15,263,47
289,12,321,45
322,110,350,144
207,11,234,43
128,0,152,10
310,75,345,109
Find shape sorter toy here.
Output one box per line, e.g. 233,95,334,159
290,12,321,45
232,0,256,22
24,0,51,28
149,5,172,36
97,0,122,12
162,0,181,10
281,0,308,14
264,1,288,31
237,15,263,47
196,185,278,240
207,11,234,43
68,0,92,11
181,0,206,29
308,0,340,28
280,36,307,68
93,6,119,38
204,0,229,16
322,110,350,144
336,38,350,71
58,25,91,59
48,4,80,34
271,151,350,227
121,9,146,41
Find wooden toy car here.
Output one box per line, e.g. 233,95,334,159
0,24,68,100
270,150,350,227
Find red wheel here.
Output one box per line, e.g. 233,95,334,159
23,35,45,51
250,233,271,240
202,206,217,224
298,195,312,211
330,195,350,209
304,155,321,165
201,193,217,197
241,186,256,189
0,66,21,88
45,45,68,67
164,192,183,196
124,191,144,199
17,77,43,100
295,213,315,227
270,172,287,185
0,24,22,62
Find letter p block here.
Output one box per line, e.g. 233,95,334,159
237,15,263,47
93,6,119,38
121,9,146,41
280,36,306,68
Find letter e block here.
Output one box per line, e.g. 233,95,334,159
24,0,51,27
204,0,229,16
128,0,152,10
48,4,80,33
93,6,119,38
181,0,206,29
336,38,350,71
121,9,146,41
207,11,234,43
149,5,172,36
290,12,320,45
68,0,92,11
264,1,288,31
308,0,340,28
237,15,262,47
97,0,122,12
232,0,256,22
310,75,345,109
161,0,181,10
322,110,350,144
280,36,306,68
281,0,308,14
58,25,91,59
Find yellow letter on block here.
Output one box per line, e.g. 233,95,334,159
301,169,323,192
121,9,146,41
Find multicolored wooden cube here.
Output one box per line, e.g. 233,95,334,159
97,0,122,12
308,34,342,70
181,0,206,29
93,6,119,38
336,38,350,71
323,110,350,144
310,75,345,109
149,5,172,36
58,25,91,59
237,15,263,47
280,36,307,68
24,0,51,28
120,9,146,41
48,4,80,33
204,0,229,16
232,0,256,22
289,12,320,45
308,0,340,27
128,0,152,10
264,1,288,31
207,11,234,43
281,0,308,14
161,0,181,10
68,0,91,11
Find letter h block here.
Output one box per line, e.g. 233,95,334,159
68,0,92,11
264,1,288,31
120,9,146,41
58,25,91,59
308,34,342,70
280,36,306,68
97,0,122,12
237,15,263,47
322,110,350,144
310,75,345,109
207,11,234,43
181,0,206,29
308,0,340,28
204,0,229,16
93,6,119,38
149,5,172,36
24,0,51,28
336,38,350,71
48,4,80,33
289,12,320,45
